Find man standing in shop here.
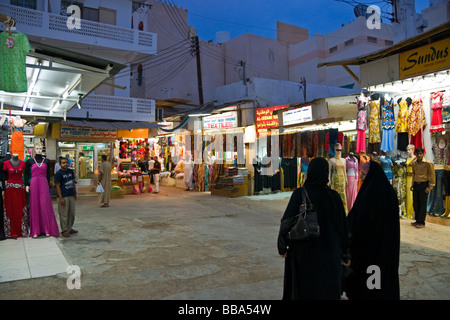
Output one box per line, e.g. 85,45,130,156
98,155,111,208
151,156,161,194
410,148,435,229
54,157,78,238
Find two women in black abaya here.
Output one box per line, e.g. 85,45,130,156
278,158,400,300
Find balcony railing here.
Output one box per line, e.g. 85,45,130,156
0,3,156,55
67,94,155,122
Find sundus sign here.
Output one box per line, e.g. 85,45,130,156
399,38,450,80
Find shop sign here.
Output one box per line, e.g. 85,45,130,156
60,125,117,139
82,146,94,151
282,105,313,126
255,105,289,137
399,38,450,80
203,111,238,130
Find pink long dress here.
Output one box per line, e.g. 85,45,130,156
345,155,359,212
29,158,60,237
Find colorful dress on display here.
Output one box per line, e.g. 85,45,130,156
368,99,381,144
358,153,370,191
380,155,393,183
393,161,407,218
0,32,31,92
405,156,415,219
356,96,368,153
381,98,395,152
345,156,359,212
29,158,60,237
430,91,444,132
408,99,426,150
396,98,410,151
330,158,348,214
10,118,25,160
3,160,28,238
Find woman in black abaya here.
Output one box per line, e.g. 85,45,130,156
278,157,350,300
345,161,400,300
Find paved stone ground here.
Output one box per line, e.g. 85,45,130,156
0,186,449,300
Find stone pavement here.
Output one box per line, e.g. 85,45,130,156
0,186,449,300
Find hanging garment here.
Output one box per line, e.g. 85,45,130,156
10,118,25,160
0,118,9,157
405,156,415,219
0,32,31,92
345,155,359,212
252,159,262,193
408,99,427,149
430,91,445,132
380,156,393,183
28,158,60,237
3,160,28,238
427,169,445,216
368,99,381,144
381,98,395,152
393,162,407,218
281,158,298,189
356,96,368,153
396,98,409,133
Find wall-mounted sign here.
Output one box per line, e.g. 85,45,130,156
203,111,238,130
282,105,313,126
399,38,450,80
60,125,117,139
255,105,289,137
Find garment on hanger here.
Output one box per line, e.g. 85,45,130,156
329,158,348,214
368,98,381,144
356,96,368,153
0,117,9,157
358,153,370,191
430,91,445,132
345,155,359,212
381,98,395,152
10,117,25,160
380,155,393,183
408,98,427,150
0,32,31,92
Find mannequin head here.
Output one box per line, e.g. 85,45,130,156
34,142,43,155
334,143,342,158
406,144,415,157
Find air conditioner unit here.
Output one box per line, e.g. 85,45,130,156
156,108,164,122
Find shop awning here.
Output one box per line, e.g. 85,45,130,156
62,120,164,130
0,40,126,120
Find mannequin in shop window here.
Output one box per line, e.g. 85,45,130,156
0,152,11,241
2,153,28,238
329,143,348,214
24,142,59,238
252,155,263,194
393,154,407,218
346,151,359,212
379,151,393,184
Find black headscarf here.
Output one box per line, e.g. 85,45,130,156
345,161,400,300
304,157,329,187
278,157,349,300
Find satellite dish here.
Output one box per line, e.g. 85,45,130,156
354,4,369,18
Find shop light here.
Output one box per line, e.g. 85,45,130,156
23,60,42,111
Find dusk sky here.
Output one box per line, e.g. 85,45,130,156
175,0,431,41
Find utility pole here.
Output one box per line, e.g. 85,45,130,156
193,36,204,106
239,60,247,86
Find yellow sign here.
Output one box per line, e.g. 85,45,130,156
399,38,450,79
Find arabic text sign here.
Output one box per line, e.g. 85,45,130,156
255,105,289,137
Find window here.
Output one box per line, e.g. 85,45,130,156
83,7,99,22
385,40,394,46
344,39,354,47
329,46,338,54
10,0,37,9
61,1,84,16
367,36,377,43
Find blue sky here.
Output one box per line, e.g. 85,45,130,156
175,0,431,41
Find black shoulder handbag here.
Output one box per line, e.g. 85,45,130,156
288,188,320,240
